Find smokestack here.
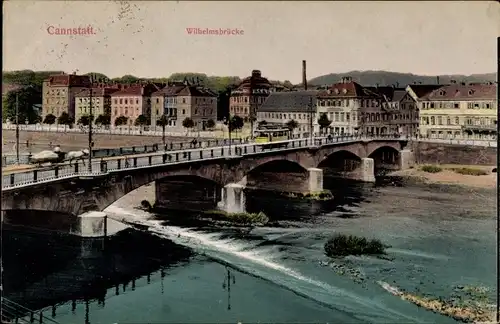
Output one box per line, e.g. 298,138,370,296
302,60,307,90
437,76,440,85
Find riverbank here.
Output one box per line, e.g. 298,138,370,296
389,164,496,189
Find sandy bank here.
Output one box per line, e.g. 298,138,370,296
390,165,496,189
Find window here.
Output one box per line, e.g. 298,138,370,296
136,99,139,104
454,103,459,108
446,117,451,125
182,98,186,104
430,116,435,125
334,112,339,122
182,109,186,114
346,113,350,121
156,98,159,104
125,99,128,104
119,99,123,104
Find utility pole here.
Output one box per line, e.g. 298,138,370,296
309,96,313,145
15,92,20,165
88,77,93,172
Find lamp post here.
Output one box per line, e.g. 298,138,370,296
309,96,313,145
223,115,232,156
88,76,94,173
15,92,20,165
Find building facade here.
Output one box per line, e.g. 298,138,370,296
42,73,91,120
74,86,120,123
230,70,272,121
418,82,497,139
110,83,160,126
256,90,318,138
316,77,390,135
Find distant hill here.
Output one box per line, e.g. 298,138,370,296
308,71,497,87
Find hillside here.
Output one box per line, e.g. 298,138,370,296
308,71,497,87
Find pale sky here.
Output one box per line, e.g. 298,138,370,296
3,1,499,83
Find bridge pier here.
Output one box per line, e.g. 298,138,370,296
359,158,375,182
70,211,108,238
399,149,414,170
219,183,246,214
307,168,324,193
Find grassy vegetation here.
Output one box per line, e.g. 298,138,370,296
420,165,443,173
324,234,388,258
448,167,489,176
284,190,334,201
205,210,269,225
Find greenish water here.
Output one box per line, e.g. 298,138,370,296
3,177,496,323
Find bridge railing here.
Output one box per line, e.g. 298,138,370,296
417,138,497,147
0,134,465,190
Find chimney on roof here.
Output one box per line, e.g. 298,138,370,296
302,60,307,91
460,81,466,86
436,76,440,85
251,70,261,78
450,79,456,84
376,83,379,88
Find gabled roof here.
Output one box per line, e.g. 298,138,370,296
151,85,186,97
45,74,91,87
110,83,160,97
422,83,496,101
258,90,317,113
317,81,381,98
75,87,120,97
406,84,443,99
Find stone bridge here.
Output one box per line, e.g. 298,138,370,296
1,138,413,235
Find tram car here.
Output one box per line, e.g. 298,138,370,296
254,126,291,150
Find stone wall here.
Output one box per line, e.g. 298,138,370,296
413,142,497,166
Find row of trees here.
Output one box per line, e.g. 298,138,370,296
257,113,333,133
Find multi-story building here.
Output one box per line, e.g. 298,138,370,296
110,83,161,126
74,84,120,123
316,77,389,135
42,73,91,120
256,90,318,138
176,85,218,131
230,70,272,121
418,82,497,139
368,87,420,137
150,82,217,131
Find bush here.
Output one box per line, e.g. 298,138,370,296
140,200,153,210
324,234,387,257
420,165,442,173
205,210,269,225
449,167,489,176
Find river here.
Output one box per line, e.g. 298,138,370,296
3,177,496,323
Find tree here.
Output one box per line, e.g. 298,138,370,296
43,114,56,125
182,117,195,132
230,115,244,133
134,114,149,126
77,115,94,126
57,112,74,131
205,119,216,130
95,114,111,127
317,113,332,135
84,72,109,82
114,115,129,127
2,86,42,124
157,115,170,147
286,119,299,132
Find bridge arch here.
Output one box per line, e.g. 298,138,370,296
244,159,309,193
368,145,400,172
317,149,362,176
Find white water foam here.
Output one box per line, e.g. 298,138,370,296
106,205,430,322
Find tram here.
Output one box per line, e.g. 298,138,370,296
254,126,291,149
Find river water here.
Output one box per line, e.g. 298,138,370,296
3,177,497,323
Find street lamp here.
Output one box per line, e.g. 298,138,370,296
223,115,232,156
15,92,19,165
88,76,94,173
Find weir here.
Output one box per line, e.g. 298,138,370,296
219,183,246,213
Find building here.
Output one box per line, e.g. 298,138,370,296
418,82,497,139
367,86,420,137
176,85,218,131
42,73,91,120
150,82,218,131
256,90,318,138
230,70,272,121
110,83,161,126
74,84,120,123
316,77,390,135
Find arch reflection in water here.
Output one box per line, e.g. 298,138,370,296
3,226,193,323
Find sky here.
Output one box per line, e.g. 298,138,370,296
3,1,499,83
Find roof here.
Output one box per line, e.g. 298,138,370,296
317,81,380,98
151,84,217,97
110,84,161,97
235,70,272,90
151,85,186,97
75,87,120,97
44,74,91,87
422,83,496,101
406,84,443,98
258,90,317,113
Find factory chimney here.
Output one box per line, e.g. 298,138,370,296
302,60,307,90
436,76,440,85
